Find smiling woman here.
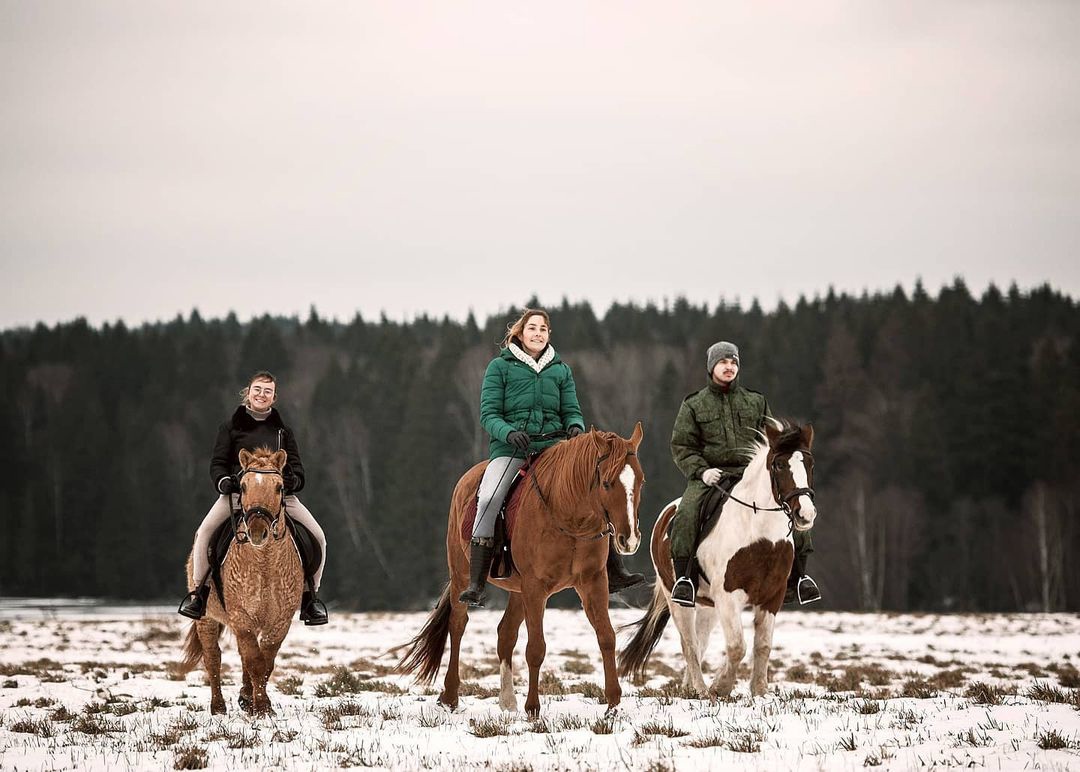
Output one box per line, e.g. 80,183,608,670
176,371,329,626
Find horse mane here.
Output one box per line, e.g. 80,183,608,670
533,430,625,499
743,418,807,477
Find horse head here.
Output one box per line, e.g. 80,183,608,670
764,420,816,531
237,447,288,547
589,422,645,555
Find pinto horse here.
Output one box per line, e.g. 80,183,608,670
619,419,816,697
178,447,304,715
396,424,645,716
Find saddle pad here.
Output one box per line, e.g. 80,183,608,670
461,466,530,541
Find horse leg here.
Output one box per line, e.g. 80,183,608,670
496,593,526,712
749,606,776,697
521,587,549,717
257,637,285,716
235,629,270,716
668,602,707,695
196,619,226,715
710,594,746,698
694,603,718,675
577,576,621,711
439,597,469,710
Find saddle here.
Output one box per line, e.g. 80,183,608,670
460,462,533,580
207,511,322,608
667,475,740,589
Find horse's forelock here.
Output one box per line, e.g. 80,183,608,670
246,446,279,469
770,420,807,455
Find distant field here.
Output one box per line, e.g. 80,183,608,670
1,605,1078,769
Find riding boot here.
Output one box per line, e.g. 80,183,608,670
458,538,495,607
300,579,329,626
670,557,696,608
178,572,211,620
607,539,645,593
784,536,821,605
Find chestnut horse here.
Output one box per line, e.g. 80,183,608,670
619,419,816,697
178,447,304,715
396,424,645,716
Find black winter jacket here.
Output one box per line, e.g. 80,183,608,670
209,406,306,494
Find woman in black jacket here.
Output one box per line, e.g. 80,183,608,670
178,371,328,625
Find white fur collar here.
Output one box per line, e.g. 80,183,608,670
508,341,556,373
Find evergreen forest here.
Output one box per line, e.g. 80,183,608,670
2,280,1077,612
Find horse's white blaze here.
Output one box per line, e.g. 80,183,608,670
619,464,640,552
788,451,816,524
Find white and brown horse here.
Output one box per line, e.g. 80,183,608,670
178,447,304,715
619,419,816,697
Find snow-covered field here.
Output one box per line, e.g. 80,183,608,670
1,600,1079,770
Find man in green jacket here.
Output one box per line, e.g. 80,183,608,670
669,341,820,607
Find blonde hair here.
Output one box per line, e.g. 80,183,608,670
502,308,552,349
239,370,277,407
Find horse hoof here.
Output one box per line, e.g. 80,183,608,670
238,694,253,714
253,703,275,717
437,694,458,712
525,703,540,718
210,700,226,715
499,697,518,712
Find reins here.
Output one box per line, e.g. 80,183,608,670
709,449,815,536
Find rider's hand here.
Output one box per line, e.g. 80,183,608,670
283,472,298,494
567,426,584,438
507,431,531,452
701,468,724,486
218,476,236,494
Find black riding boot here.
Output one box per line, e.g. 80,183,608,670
178,573,211,620
300,579,329,626
671,557,696,607
607,539,645,593
458,538,495,607
784,535,821,605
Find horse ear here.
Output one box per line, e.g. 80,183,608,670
239,449,254,470
764,420,781,446
271,450,288,471
629,421,643,450
801,423,814,449
589,429,605,455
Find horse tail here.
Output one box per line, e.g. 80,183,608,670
394,583,453,685
617,579,670,683
177,621,210,674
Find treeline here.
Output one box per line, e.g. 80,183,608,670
1,280,1077,612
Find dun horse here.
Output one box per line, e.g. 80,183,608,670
397,425,645,716
178,447,304,715
619,419,816,697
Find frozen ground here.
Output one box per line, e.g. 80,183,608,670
1,600,1079,770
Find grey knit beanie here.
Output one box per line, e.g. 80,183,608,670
707,341,740,374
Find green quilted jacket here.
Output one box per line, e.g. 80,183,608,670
480,343,585,460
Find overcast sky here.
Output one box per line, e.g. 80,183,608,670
2,1,1077,329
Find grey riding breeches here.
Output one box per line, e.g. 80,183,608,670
472,456,526,540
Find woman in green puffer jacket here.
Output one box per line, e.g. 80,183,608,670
458,308,644,606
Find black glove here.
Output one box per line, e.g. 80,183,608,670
218,476,236,494
567,426,584,438
283,472,299,494
507,431,531,452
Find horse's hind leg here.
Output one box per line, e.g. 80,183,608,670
749,606,776,697
497,594,525,712
196,619,226,715
710,594,747,698
668,602,707,695
439,598,468,710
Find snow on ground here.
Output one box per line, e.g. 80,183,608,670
1,600,1079,770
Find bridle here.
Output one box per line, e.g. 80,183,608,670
232,467,288,544
710,449,815,535
531,444,639,542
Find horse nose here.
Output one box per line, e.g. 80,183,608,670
616,534,629,553
248,520,269,546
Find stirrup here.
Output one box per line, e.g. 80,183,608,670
177,583,210,620
671,576,696,608
796,575,821,605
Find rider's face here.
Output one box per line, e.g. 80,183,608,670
711,358,739,385
520,315,550,357
246,378,277,411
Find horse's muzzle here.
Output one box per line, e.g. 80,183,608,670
615,532,641,555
